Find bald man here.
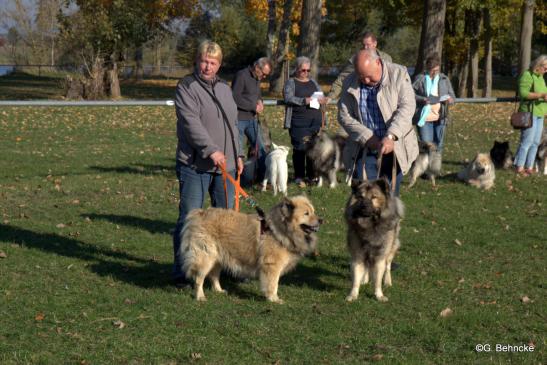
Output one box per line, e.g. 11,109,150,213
338,49,418,195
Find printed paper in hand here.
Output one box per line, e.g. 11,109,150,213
310,91,324,110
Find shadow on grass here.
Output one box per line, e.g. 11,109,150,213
442,160,468,166
0,71,65,100
85,213,173,235
89,163,173,176
120,80,177,100
282,260,343,290
0,223,173,289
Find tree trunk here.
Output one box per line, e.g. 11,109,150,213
269,0,293,94
153,40,162,76
518,0,535,75
457,52,469,98
134,47,144,80
108,61,121,99
414,0,447,76
466,9,481,98
86,56,106,99
266,0,277,59
482,8,492,98
297,0,322,80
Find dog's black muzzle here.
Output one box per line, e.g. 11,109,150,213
354,200,377,218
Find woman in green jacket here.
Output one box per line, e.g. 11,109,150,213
514,55,547,176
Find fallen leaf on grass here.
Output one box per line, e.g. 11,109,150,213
123,298,135,305
190,352,202,360
479,300,497,305
112,320,125,329
521,296,531,304
0,251,7,258
454,239,462,246
439,308,453,317
371,354,384,361
56,223,66,228
35,313,45,321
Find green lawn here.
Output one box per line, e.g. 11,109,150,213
0,99,545,363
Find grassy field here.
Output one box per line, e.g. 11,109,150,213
0,81,545,363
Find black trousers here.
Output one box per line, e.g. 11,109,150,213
292,149,315,180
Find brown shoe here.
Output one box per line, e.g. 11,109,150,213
295,178,307,188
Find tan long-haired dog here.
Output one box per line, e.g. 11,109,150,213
457,153,495,190
345,179,404,302
180,196,322,303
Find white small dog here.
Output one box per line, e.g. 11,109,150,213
262,143,290,196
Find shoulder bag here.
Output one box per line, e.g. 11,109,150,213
510,93,533,130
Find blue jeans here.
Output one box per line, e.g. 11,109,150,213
418,120,446,152
238,119,267,179
514,115,544,168
355,152,403,196
238,119,260,154
172,162,235,280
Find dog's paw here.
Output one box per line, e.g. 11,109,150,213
196,295,207,302
213,288,227,294
345,293,359,302
267,296,284,304
375,295,389,302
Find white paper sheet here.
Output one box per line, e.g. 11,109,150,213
310,91,324,109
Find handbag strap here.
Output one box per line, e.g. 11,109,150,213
515,86,535,114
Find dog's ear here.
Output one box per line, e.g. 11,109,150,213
350,179,362,193
280,198,294,218
376,177,390,195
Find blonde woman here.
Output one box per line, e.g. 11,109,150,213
172,40,244,286
514,55,547,176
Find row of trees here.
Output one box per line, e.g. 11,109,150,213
0,0,545,99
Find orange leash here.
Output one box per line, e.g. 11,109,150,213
219,162,256,212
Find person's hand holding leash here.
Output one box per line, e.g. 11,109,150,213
237,157,244,175
210,151,226,167
365,135,382,151
380,136,395,155
256,100,264,113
